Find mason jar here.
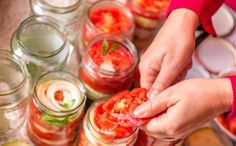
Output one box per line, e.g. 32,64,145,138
0,50,30,138
127,0,169,39
27,71,86,146
78,33,138,100
82,0,134,46
78,98,138,146
11,16,70,85
30,0,82,42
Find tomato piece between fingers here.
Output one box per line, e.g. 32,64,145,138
103,88,152,127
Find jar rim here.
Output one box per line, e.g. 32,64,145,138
33,71,86,117
0,50,28,96
83,33,138,77
14,15,68,58
128,0,167,18
87,98,138,144
35,0,81,13
86,0,135,37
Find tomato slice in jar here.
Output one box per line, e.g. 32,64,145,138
89,40,133,72
93,104,134,139
103,88,152,127
90,7,132,34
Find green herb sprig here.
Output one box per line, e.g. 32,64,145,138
102,39,119,56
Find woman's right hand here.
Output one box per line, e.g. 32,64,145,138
139,8,199,97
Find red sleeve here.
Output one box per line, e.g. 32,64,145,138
166,0,225,35
226,76,236,119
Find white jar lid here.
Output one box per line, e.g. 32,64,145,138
194,36,236,75
212,4,235,37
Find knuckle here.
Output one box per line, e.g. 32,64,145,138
166,125,179,137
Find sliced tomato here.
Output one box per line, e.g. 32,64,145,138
93,104,134,139
103,88,152,127
90,7,132,34
89,40,133,71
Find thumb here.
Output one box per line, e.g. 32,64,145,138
133,91,171,118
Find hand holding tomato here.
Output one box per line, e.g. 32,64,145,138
134,78,233,140
139,9,198,96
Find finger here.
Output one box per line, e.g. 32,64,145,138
139,55,163,90
142,113,171,137
150,57,191,96
133,91,171,118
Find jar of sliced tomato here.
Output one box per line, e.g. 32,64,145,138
78,33,138,100
78,98,138,146
27,71,86,146
82,0,134,47
127,0,169,39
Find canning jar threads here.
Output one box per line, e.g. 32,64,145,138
27,71,86,146
78,33,138,100
11,15,70,85
0,50,30,138
78,98,138,146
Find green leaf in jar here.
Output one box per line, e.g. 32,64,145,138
60,99,76,110
102,39,109,56
41,114,69,127
110,45,119,51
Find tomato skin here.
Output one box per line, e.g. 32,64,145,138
103,88,152,127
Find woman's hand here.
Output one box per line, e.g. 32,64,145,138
139,9,199,97
134,78,233,140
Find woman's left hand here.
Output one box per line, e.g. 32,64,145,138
134,78,233,140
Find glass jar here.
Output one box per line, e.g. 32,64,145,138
0,50,30,138
30,0,82,42
30,0,83,73
11,15,70,85
78,98,138,146
127,0,169,39
82,0,134,46
78,33,138,100
27,71,86,146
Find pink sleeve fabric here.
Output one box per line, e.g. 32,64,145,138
166,0,225,35
226,76,236,119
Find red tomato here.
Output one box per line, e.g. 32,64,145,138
103,88,152,127
90,7,132,34
89,40,133,71
93,104,134,139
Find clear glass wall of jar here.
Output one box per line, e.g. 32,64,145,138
30,0,83,73
78,33,138,100
82,0,134,47
11,16,70,85
78,98,138,146
0,50,30,138
27,71,86,146
30,0,82,42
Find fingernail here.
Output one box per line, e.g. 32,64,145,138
148,90,159,99
134,105,145,117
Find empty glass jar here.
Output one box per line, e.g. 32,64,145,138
11,15,70,85
0,50,30,138
30,0,82,42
